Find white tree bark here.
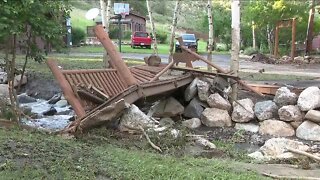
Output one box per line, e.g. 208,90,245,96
100,0,107,28
169,0,182,62
207,0,214,71
146,0,158,55
105,0,112,33
252,21,256,49
230,0,240,100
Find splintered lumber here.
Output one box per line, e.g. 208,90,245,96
177,43,264,96
150,61,175,82
89,84,110,99
65,99,127,134
287,147,320,162
77,89,105,104
262,173,320,180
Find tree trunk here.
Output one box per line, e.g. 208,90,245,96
100,0,107,29
105,0,112,33
18,25,32,92
252,21,256,49
230,0,240,101
146,0,158,55
305,0,315,55
168,0,182,62
267,25,274,55
207,0,214,71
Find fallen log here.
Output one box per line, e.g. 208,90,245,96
262,173,320,180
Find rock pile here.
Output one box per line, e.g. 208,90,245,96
0,68,28,98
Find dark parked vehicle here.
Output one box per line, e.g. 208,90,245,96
175,34,198,52
131,31,152,49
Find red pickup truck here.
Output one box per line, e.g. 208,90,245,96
131,31,152,49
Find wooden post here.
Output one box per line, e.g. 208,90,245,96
291,18,297,61
305,0,315,55
274,22,279,57
46,59,86,118
94,25,138,86
207,0,214,71
168,0,182,62
146,0,158,55
100,0,107,28
105,0,112,33
230,0,241,100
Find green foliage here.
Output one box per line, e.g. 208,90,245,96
123,31,132,40
72,27,86,46
0,98,15,120
156,30,168,43
243,47,259,55
0,0,71,56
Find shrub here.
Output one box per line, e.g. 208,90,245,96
243,47,259,55
72,27,86,46
156,30,168,44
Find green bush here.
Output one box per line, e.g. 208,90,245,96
156,30,168,44
109,26,119,39
243,47,259,55
72,27,86,46
123,31,132,40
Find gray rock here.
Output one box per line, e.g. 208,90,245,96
159,117,175,127
278,105,303,122
273,87,297,107
55,99,68,108
201,108,232,127
249,138,310,161
197,80,210,102
296,121,320,141
254,100,278,121
235,123,259,133
232,98,255,123
119,104,154,131
207,93,231,111
43,107,57,116
0,72,7,84
182,118,202,129
184,78,199,102
195,137,216,149
259,119,295,137
151,97,184,118
20,106,32,115
297,86,320,111
48,93,62,104
290,120,303,129
17,94,37,104
13,74,27,87
0,84,9,98
183,97,204,119
305,110,320,123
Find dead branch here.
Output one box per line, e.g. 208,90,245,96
287,147,320,162
138,125,162,153
262,173,320,180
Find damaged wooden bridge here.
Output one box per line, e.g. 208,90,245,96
47,25,261,133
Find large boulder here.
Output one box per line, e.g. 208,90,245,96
0,72,7,84
297,86,320,111
55,99,68,108
305,110,320,123
183,97,204,119
231,98,255,123
296,121,320,141
43,107,57,116
197,80,210,102
13,74,27,87
234,123,259,133
119,104,154,131
17,93,37,104
0,84,9,98
201,108,232,127
278,105,303,122
254,100,278,121
48,93,62,104
273,87,298,107
150,97,184,118
259,119,295,137
249,138,310,161
184,78,199,102
207,93,231,111
182,118,202,129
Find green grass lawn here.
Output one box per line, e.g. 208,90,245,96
0,128,265,179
